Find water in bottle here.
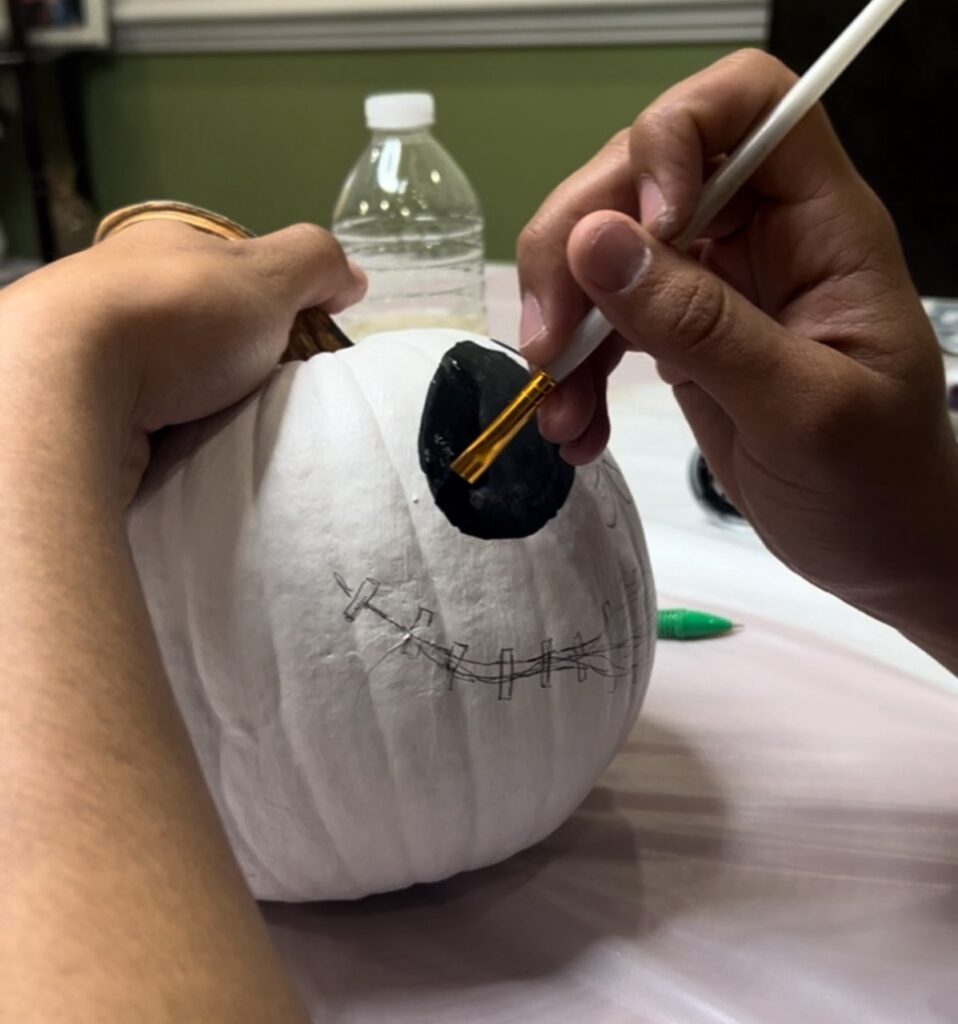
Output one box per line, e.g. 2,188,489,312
332,92,486,340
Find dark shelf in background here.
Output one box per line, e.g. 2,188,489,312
2,0,57,263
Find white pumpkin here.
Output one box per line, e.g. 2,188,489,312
128,329,656,901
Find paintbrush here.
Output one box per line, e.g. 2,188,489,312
450,0,910,486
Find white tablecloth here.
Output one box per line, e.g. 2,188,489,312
264,265,958,1023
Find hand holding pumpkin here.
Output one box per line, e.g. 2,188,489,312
0,220,365,1023
0,219,366,500
517,49,958,670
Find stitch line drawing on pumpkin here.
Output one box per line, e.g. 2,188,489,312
589,456,633,530
333,570,644,699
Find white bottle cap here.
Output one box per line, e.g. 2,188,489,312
365,92,435,131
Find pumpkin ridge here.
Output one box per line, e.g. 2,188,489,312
253,367,369,895
335,349,442,883
516,532,559,852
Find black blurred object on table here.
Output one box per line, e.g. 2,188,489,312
688,451,748,528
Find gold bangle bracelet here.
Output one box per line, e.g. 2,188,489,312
94,201,353,362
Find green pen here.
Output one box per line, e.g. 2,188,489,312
657,608,739,641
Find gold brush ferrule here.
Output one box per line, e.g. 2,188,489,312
449,370,557,485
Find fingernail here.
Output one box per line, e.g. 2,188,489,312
519,292,546,352
583,221,650,293
639,176,670,232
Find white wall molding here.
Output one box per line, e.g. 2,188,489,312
111,1,768,54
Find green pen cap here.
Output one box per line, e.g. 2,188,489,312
657,608,736,641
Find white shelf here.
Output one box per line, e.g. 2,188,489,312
111,0,768,52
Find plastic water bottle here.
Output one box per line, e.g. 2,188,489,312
332,92,486,340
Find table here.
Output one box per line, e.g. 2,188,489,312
264,265,958,1023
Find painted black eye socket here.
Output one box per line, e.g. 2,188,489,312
418,340,575,540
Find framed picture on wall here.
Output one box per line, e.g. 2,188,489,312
0,0,110,49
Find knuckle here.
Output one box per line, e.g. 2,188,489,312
669,273,730,356
629,102,694,178
608,126,631,155
631,103,670,144
516,216,553,265
728,46,770,66
586,127,631,178
258,222,351,289
726,47,797,86
286,221,336,249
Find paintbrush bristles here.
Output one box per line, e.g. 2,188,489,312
450,371,557,484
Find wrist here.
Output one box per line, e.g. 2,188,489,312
0,298,138,508
884,554,958,673
861,439,958,673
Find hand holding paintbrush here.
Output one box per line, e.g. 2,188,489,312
451,0,910,484
482,3,958,672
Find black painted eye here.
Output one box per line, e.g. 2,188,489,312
418,341,575,540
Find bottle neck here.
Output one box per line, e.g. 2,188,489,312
368,126,434,143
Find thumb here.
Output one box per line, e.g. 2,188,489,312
566,211,807,434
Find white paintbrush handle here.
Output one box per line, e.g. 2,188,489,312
546,0,910,384
547,306,613,383
675,0,909,248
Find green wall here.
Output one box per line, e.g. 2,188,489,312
4,43,740,260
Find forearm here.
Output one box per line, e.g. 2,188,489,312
0,339,307,1022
